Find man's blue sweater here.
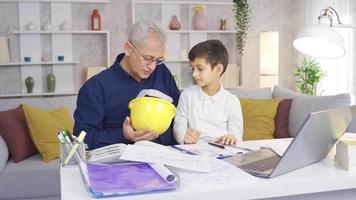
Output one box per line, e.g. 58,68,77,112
73,54,180,149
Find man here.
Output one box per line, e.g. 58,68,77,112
73,20,180,149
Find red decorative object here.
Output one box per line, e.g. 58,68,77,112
91,9,101,30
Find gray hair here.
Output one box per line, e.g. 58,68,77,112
128,19,166,48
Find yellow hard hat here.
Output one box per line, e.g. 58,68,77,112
128,90,176,135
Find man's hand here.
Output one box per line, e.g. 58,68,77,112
215,134,237,146
123,116,159,142
184,128,200,144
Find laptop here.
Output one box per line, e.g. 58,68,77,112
223,106,354,178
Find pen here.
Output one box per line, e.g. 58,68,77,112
208,142,225,149
57,132,65,143
62,131,71,143
64,131,87,164
171,145,197,155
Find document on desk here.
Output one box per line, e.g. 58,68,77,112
171,158,259,191
174,141,245,158
120,145,210,172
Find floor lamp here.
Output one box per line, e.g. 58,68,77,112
260,31,279,88
293,6,353,58
293,7,356,130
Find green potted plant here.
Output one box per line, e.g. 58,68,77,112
294,57,326,95
233,0,251,55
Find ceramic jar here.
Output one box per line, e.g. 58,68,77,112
25,76,34,93
169,15,181,30
47,73,56,92
61,20,71,31
192,6,207,30
27,21,37,31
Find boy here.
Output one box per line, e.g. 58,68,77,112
173,40,243,145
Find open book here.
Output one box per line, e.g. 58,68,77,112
87,140,211,172
86,140,172,163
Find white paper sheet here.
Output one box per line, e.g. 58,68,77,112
120,145,210,172
174,141,245,158
171,158,259,191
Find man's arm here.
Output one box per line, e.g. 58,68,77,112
73,81,130,149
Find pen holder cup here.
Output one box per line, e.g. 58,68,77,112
60,142,86,167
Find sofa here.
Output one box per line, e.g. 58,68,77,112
0,86,354,200
0,95,77,200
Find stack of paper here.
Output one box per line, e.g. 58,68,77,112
335,139,356,170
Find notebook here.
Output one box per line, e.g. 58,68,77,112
223,106,354,178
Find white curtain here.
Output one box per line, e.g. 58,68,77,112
300,0,355,96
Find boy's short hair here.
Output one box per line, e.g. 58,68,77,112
188,39,228,75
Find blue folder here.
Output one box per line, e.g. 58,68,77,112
78,162,178,198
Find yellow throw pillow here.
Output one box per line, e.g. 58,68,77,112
23,104,73,161
240,99,280,141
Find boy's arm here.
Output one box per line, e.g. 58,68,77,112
173,91,189,144
227,95,244,141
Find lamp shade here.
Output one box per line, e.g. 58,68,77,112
260,31,279,88
293,17,345,58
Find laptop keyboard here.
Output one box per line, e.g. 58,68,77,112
239,155,281,172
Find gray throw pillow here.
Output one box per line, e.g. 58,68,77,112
228,87,272,99
273,86,351,136
347,107,356,132
0,135,9,174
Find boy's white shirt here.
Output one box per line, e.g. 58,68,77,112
173,84,243,144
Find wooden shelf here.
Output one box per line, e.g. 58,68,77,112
0,91,78,98
0,61,79,66
13,30,109,34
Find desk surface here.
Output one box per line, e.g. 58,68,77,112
61,138,356,200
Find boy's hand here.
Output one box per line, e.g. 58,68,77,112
123,116,159,142
184,128,200,144
215,134,237,146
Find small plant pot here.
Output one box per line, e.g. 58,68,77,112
24,57,31,62
57,56,64,62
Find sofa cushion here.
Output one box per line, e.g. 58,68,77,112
0,105,38,162
0,154,60,199
273,86,351,136
274,99,292,138
229,87,272,99
0,135,9,173
23,104,73,161
240,98,280,140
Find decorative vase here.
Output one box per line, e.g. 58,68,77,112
169,15,181,30
219,19,227,30
47,73,56,92
192,8,207,30
25,76,34,93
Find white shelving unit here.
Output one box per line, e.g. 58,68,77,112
0,91,78,98
132,0,239,89
0,61,79,66
0,0,108,2
0,0,110,98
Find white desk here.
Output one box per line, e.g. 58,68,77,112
61,138,356,200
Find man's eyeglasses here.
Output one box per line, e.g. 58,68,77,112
129,41,165,66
